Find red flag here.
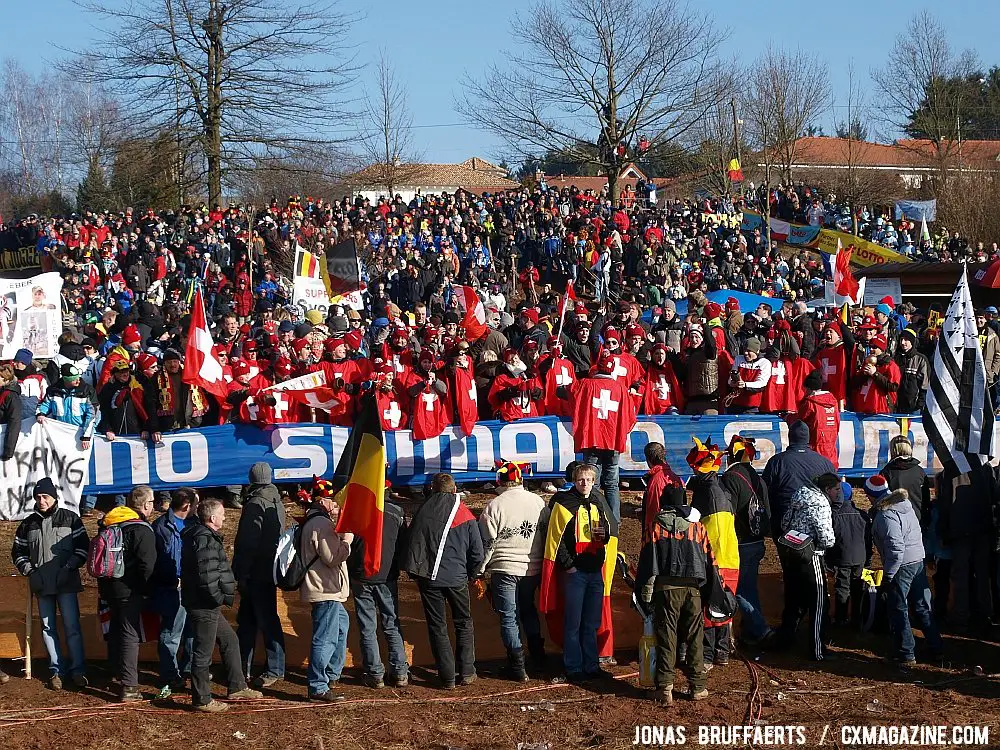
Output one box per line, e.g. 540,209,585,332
834,244,860,302
183,288,229,399
458,285,487,340
570,376,638,453
451,366,479,437
285,385,349,416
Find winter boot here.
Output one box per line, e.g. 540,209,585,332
526,635,548,674
507,648,529,682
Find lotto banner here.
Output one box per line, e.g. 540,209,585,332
740,212,910,267
0,271,64,360
78,414,944,495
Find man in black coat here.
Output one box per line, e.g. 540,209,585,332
402,473,484,689
347,500,409,688
97,487,157,702
231,462,287,689
181,499,262,713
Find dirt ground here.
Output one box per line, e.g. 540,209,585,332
2,488,1000,750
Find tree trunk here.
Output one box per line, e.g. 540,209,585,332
606,165,618,208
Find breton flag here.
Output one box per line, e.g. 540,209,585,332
457,285,488,340
923,266,995,473
332,393,386,577
183,288,228,398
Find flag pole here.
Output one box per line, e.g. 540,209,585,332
557,280,573,340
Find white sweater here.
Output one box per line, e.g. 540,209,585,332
477,486,550,577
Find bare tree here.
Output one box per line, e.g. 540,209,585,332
872,10,978,166
359,50,423,199
70,0,359,207
456,0,728,201
742,45,830,184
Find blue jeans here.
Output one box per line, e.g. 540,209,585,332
36,593,85,677
81,495,98,512
736,540,770,641
237,583,286,679
582,449,620,522
307,600,349,696
157,590,193,683
490,572,541,652
886,561,942,661
352,581,408,680
562,569,603,675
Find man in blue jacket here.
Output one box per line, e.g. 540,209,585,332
151,488,197,697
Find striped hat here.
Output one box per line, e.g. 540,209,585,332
864,474,889,500
495,460,531,485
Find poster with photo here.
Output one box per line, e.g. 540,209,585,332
0,272,63,360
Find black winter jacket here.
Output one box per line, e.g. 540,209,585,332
231,483,286,585
96,518,156,602
762,443,837,539
880,456,929,525
0,382,21,461
402,492,484,588
181,521,237,610
826,496,871,568
348,501,405,584
12,503,88,596
720,462,770,543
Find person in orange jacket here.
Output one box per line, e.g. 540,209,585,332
793,368,841,466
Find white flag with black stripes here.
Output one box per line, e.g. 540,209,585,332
923,266,995,472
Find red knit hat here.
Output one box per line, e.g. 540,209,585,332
704,301,724,320
870,334,888,352
231,359,252,378
122,324,141,346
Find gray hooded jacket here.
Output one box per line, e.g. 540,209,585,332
872,488,924,579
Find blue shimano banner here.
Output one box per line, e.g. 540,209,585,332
82,414,941,494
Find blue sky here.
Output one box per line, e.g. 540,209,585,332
3,0,998,165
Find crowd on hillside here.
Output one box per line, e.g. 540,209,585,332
4,184,998,480
1,184,998,710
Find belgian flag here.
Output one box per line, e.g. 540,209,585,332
333,392,386,577
539,498,618,659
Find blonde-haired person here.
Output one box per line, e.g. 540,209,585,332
879,435,929,523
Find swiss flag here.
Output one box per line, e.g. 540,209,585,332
183,288,229,399
286,386,349,416
834,241,860,302
458,285,488,341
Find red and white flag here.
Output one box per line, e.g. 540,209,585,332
286,386,348,415
833,239,861,303
557,280,577,337
183,288,229,398
458,285,488,340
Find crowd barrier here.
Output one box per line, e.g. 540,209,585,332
81,414,938,495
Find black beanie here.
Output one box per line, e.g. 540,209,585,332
33,477,58,500
803,368,823,391
789,420,810,446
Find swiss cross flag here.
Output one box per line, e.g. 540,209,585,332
286,386,349,416
183,288,229,399
451,366,478,437
458,285,488,340
834,241,861,302
570,376,637,453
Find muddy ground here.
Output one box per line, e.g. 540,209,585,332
1,488,999,749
